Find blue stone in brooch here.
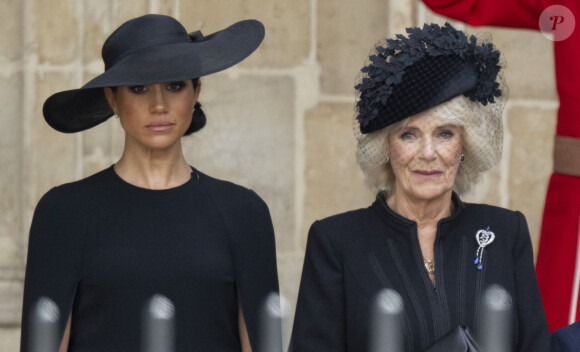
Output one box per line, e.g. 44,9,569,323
474,226,495,270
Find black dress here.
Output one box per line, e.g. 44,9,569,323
290,193,549,351
21,166,279,352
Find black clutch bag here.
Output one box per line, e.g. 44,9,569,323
424,326,482,352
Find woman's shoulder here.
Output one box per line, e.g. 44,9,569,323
197,170,255,193
40,167,114,204
196,170,269,211
300,206,379,263
461,200,523,220
458,200,528,239
32,168,115,226
315,206,376,228
308,205,378,243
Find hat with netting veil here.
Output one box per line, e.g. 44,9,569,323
354,23,506,195
354,22,506,175
43,14,265,133
355,22,503,135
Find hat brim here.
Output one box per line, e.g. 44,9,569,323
44,19,265,133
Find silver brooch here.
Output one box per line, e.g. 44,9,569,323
473,226,495,270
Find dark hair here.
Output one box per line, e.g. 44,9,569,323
184,78,206,136
109,78,205,135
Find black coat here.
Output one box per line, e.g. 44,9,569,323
290,193,549,351
21,167,279,352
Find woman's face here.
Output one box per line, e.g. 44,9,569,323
387,110,463,202
104,80,199,151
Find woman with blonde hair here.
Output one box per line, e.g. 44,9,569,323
290,23,549,351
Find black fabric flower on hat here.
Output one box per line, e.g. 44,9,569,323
355,22,502,134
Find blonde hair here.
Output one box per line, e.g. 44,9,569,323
356,95,503,196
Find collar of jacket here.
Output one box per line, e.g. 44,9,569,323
371,191,465,236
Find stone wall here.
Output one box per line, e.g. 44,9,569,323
0,0,556,349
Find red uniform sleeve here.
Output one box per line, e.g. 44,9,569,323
422,0,545,29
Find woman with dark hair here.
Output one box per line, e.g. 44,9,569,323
290,23,549,351
21,14,279,352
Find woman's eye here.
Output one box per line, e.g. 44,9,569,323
167,82,186,91
129,85,146,94
439,130,454,138
400,132,414,140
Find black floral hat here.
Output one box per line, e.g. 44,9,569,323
355,22,502,134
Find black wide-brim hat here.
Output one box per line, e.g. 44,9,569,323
43,14,265,133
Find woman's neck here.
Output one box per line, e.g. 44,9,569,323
387,191,454,228
114,143,191,190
